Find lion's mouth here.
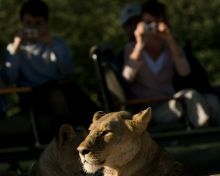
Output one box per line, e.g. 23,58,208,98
83,158,105,166
79,153,105,165
81,158,104,174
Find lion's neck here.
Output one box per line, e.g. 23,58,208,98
103,132,159,176
103,132,184,176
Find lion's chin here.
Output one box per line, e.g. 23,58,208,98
83,161,102,174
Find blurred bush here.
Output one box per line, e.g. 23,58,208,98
0,0,220,106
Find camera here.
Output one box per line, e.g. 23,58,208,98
25,28,39,39
144,22,157,32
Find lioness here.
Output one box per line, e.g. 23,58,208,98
77,108,186,176
29,124,87,176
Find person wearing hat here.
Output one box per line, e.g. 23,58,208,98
122,0,220,128
1,0,99,131
120,3,141,42
116,4,142,73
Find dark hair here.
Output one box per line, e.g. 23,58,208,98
141,0,168,23
20,0,49,21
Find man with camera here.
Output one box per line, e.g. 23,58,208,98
1,0,99,136
122,0,220,128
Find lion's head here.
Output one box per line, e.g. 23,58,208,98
77,108,152,174
30,124,87,176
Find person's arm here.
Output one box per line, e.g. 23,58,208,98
122,44,142,83
1,30,27,84
122,22,146,83
168,37,191,76
1,43,21,84
158,22,191,76
129,22,147,61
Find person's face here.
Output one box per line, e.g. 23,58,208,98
21,14,48,39
142,13,160,25
142,13,164,44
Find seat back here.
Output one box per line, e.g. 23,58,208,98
90,44,191,131
105,68,127,103
90,45,129,112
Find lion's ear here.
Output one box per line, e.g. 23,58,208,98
58,124,76,147
126,107,152,134
92,111,105,122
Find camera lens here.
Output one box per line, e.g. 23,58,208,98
144,22,157,32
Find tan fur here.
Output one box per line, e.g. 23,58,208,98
29,124,86,176
77,108,186,176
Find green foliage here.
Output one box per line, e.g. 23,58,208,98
1,0,220,104
162,0,220,84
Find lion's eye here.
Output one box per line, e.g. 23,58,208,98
100,130,112,137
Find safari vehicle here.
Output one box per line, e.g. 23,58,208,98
0,87,56,175
0,45,220,176
90,44,220,176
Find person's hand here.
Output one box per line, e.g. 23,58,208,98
11,30,26,54
134,22,149,50
157,22,176,46
134,21,169,50
129,22,151,61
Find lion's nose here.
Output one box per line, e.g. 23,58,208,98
77,146,90,155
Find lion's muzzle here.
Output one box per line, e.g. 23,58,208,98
77,145,103,173
77,145,90,156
